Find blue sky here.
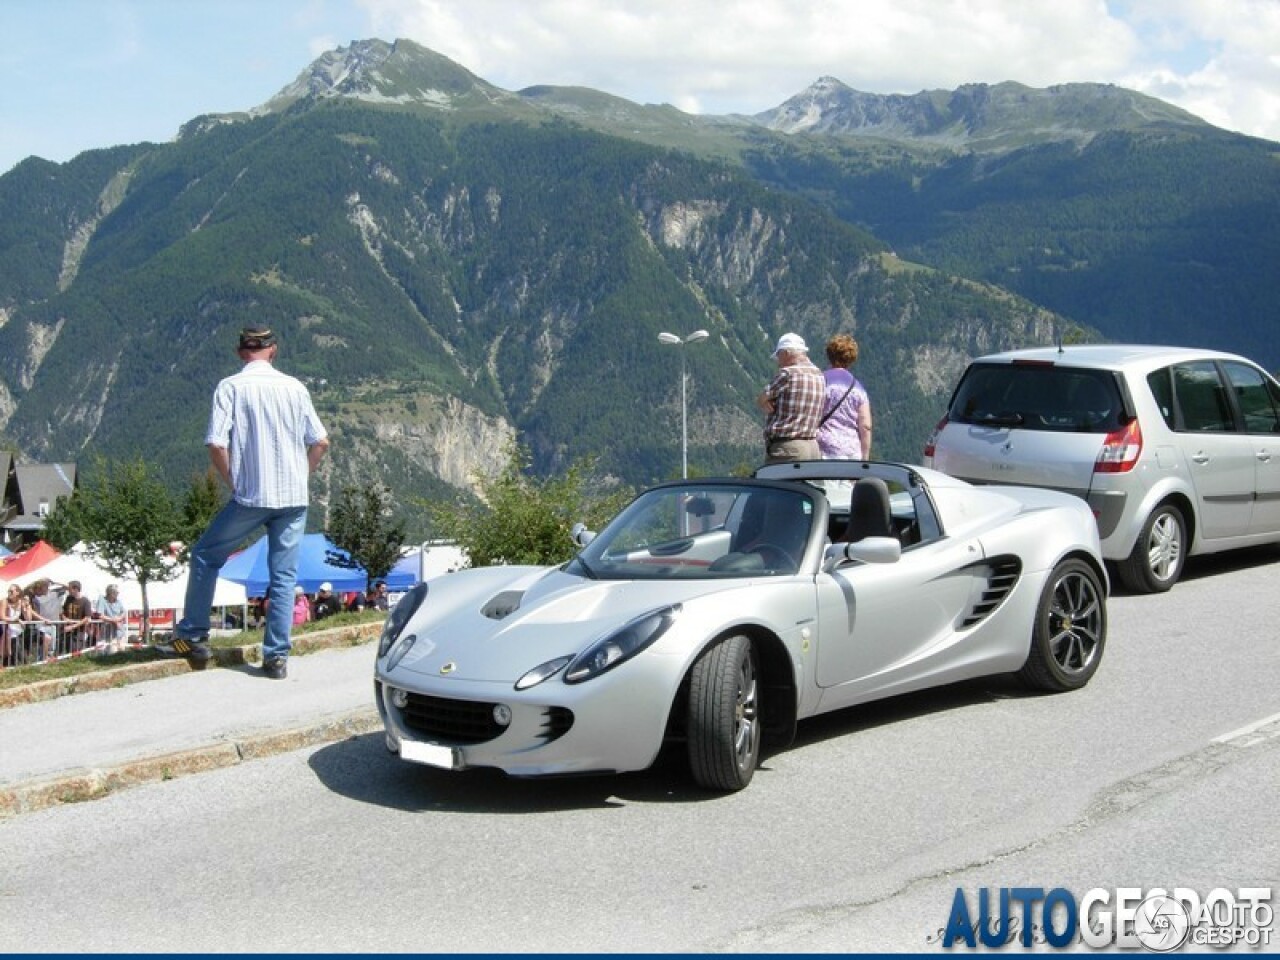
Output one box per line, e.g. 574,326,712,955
3,0,1278,175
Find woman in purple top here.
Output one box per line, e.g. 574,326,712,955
817,334,873,459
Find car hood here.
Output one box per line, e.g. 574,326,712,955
389,565,739,684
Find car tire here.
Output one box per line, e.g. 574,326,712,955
1017,557,1106,692
1117,503,1186,593
687,634,761,791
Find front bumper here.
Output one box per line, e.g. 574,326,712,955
375,654,679,778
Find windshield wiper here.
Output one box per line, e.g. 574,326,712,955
974,411,1025,427
572,555,598,579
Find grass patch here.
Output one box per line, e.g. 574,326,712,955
0,649,164,690
878,251,936,276
0,610,386,690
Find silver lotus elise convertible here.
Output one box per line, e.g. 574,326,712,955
375,460,1108,791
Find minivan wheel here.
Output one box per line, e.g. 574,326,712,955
1117,503,1186,593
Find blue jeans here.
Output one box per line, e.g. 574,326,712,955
176,501,307,662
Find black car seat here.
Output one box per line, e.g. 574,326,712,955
734,491,808,567
840,477,893,543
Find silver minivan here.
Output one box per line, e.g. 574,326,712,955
924,344,1280,592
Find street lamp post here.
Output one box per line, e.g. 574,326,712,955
657,329,709,478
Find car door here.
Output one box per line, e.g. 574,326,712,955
1170,361,1255,540
813,533,987,699
1222,360,1280,535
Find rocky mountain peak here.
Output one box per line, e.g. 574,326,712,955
253,38,505,115
755,78,1210,149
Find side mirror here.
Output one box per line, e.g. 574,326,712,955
822,536,901,572
570,522,597,547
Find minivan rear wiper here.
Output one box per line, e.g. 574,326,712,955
973,411,1024,427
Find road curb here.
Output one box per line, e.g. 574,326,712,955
0,659,193,709
0,620,383,711
0,708,381,819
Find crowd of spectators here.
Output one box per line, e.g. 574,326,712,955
0,576,394,669
0,578,135,667
245,581,390,630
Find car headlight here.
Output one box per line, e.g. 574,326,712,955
378,582,428,658
516,655,574,691
384,632,418,673
564,604,681,684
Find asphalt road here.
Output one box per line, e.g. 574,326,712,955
1,548,1277,953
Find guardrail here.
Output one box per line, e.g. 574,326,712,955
1,618,140,668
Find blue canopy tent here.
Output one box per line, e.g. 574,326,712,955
383,552,420,591
219,534,370,596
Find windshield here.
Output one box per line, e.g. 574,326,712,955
569,484,816,580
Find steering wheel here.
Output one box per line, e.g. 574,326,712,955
749,543,799,571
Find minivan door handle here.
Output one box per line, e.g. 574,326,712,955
1258,450,1273,463
1191,452,1210,465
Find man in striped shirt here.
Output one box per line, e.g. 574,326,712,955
157,327,330,680
756,332,825,464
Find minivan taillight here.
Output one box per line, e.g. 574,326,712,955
923,416,949,460
1095,419,1142,473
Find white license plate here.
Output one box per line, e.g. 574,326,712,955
400,739,461,769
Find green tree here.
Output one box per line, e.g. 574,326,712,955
41,457,186,641
181,467,225,544
428,443,633,568
326,481,407,590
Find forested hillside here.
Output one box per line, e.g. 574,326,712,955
0,100,1067,531
740,122,1280,370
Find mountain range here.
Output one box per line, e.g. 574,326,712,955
1,38,1276,536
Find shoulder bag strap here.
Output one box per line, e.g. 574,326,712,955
819,380,858,426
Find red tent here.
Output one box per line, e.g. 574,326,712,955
0,540,62,580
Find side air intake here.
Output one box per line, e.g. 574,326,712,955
959,556,1022,628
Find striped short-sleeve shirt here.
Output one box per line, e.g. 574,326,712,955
206,361,328,509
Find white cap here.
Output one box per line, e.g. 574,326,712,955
319,582,333,592
294,585,305,595
773,332,808,356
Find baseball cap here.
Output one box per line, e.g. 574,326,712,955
319,582,333,592
239,326,277,350
773,332,808,356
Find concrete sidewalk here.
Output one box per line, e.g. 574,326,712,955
0,637,383,818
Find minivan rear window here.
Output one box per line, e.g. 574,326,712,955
947,363,1124,433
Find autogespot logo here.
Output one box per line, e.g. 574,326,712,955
1134,895,1191,952
931,886,1274,950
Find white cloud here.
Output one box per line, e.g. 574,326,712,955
1117,0,1280,138
354,0,1280,139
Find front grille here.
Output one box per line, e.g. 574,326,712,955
400,692,575,746
402,692,504,743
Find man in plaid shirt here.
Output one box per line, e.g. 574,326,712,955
756,332,825,464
